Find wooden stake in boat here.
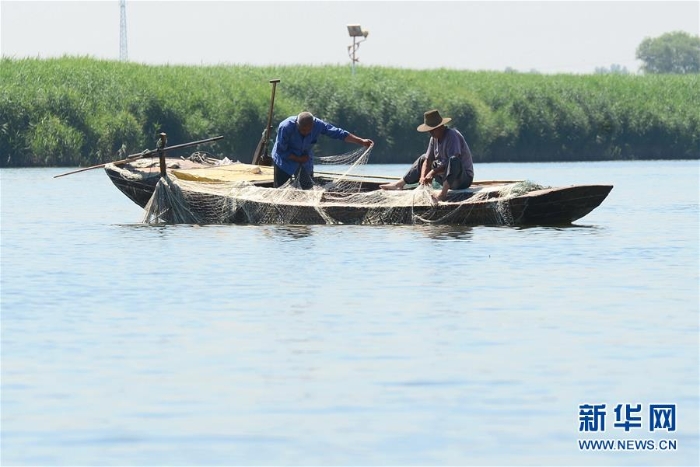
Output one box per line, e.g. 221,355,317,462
53,135,224,178
252,78,281,166
157,133,167,178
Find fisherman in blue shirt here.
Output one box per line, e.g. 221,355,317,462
271,111,373,188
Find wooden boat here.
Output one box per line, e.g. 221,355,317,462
103,153,241,208
105,158,613,226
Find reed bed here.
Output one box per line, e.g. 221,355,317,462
1,56,698,167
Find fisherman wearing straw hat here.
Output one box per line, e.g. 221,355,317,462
380,109,474,201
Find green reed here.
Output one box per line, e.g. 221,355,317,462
1,56,698,167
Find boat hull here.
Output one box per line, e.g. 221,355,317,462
106,161,613,226
151,182,613,226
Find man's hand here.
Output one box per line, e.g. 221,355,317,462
290,154,310,163
346,134,374,147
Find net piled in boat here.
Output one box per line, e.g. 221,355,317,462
142,146,546,226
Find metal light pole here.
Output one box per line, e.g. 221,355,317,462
347,24,369,76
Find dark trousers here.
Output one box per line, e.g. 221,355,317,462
274,163,314,190
403,154,473,189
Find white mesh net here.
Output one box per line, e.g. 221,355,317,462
142,146,547,226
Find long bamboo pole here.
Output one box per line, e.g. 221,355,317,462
53,135,224,178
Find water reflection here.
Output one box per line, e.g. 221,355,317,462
266,225,314,240
262,223,475,241
117,222,205,238
512,224,604,234
417,224,474,241
118,222,601,241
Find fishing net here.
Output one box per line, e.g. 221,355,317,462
142,145,547,226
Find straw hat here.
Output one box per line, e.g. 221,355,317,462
417,109,452,132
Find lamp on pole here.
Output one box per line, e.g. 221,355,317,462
347,24,369,75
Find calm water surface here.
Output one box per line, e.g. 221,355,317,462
1,161,698,466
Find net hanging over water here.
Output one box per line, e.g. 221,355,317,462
142,145,546,226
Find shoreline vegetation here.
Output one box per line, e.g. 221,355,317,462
1,56,698,167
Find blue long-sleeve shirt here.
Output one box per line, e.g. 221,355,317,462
271,116,350,176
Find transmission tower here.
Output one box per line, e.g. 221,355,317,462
119,0,128,61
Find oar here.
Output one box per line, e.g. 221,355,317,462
53,135,224,178
251,78,281,166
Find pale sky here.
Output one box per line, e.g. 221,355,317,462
1,0,699,74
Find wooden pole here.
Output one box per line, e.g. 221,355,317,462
262,79,281,162
158,133,167,178
53,135,224,178
315,171,400,181
252,79,280,166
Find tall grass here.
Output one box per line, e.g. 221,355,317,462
1,56,698,167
